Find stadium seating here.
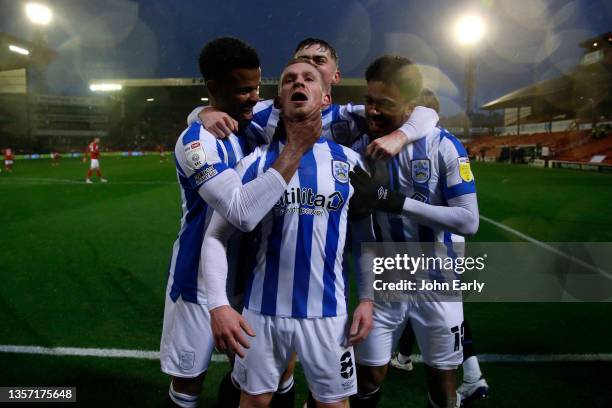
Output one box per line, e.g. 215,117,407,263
465,130,599,162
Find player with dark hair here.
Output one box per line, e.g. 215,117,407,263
186,38,438,407
349,55,480,408
160,37,320,408
388,88,489,406
189,38,439,161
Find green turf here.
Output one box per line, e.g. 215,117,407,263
471,162,612,242
1,158,611,407
1,354,611,407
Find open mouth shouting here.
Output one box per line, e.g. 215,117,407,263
290,89,309,105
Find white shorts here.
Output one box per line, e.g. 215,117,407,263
5,160,13,165
159,294,215,378
90,159,99,169
232,308,357,403
355,301,464,370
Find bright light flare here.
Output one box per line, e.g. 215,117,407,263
201,97,209,101
89,83,123,92
454,15,485,46
25,3,53,26
9,45,30,55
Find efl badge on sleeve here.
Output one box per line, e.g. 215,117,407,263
332,160,350,184
331,120,351,145
411,159,431,183
185,141,206,170
458,157,474,182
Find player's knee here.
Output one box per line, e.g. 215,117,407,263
356,364,386,393
240,391,273,408
171,373,206,396
168,377,205,408
314,398,348,408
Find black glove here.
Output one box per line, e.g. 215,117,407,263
349,166,405,214
348,191,372,220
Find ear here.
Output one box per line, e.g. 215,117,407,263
321,92,332,110
332,69,341,85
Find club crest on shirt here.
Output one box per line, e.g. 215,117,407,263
411,159,430,183
330,120,351,145
332,160,350,184
458,157,474,182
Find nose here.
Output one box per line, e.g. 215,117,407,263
247,88,259,103
292,79,305,89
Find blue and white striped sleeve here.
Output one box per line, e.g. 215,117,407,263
175,124,229,190
439,134,476,200
400,132,479,236
176,125,286,232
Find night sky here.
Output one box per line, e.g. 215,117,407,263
1,0,610,115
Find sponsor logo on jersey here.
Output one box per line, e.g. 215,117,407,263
411,159,431,183
274,187,345,216
458,157,474,182
330,120,351,145
332,160,350,184
193,165,218,186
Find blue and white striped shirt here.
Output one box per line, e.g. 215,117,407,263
236,136,363,318
168,123,253,304
366,127,476,256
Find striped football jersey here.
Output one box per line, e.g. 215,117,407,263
236,136,363,318
168,123,253,304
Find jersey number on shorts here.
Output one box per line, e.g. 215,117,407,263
340,351,354,379
450,322,465,352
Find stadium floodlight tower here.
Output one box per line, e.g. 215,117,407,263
454,14,485,139
25,3,53,26
25,2,53,45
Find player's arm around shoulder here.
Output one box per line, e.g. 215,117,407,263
366,106,439,160
187,100,273,139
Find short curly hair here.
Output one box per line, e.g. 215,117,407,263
365,55,422,102
198,37,260,82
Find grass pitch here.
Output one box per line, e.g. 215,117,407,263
1,157,611,407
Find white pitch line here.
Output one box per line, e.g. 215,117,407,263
2,345,612,363
0,177,173,186
0,345,227,362
479,215,612,281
